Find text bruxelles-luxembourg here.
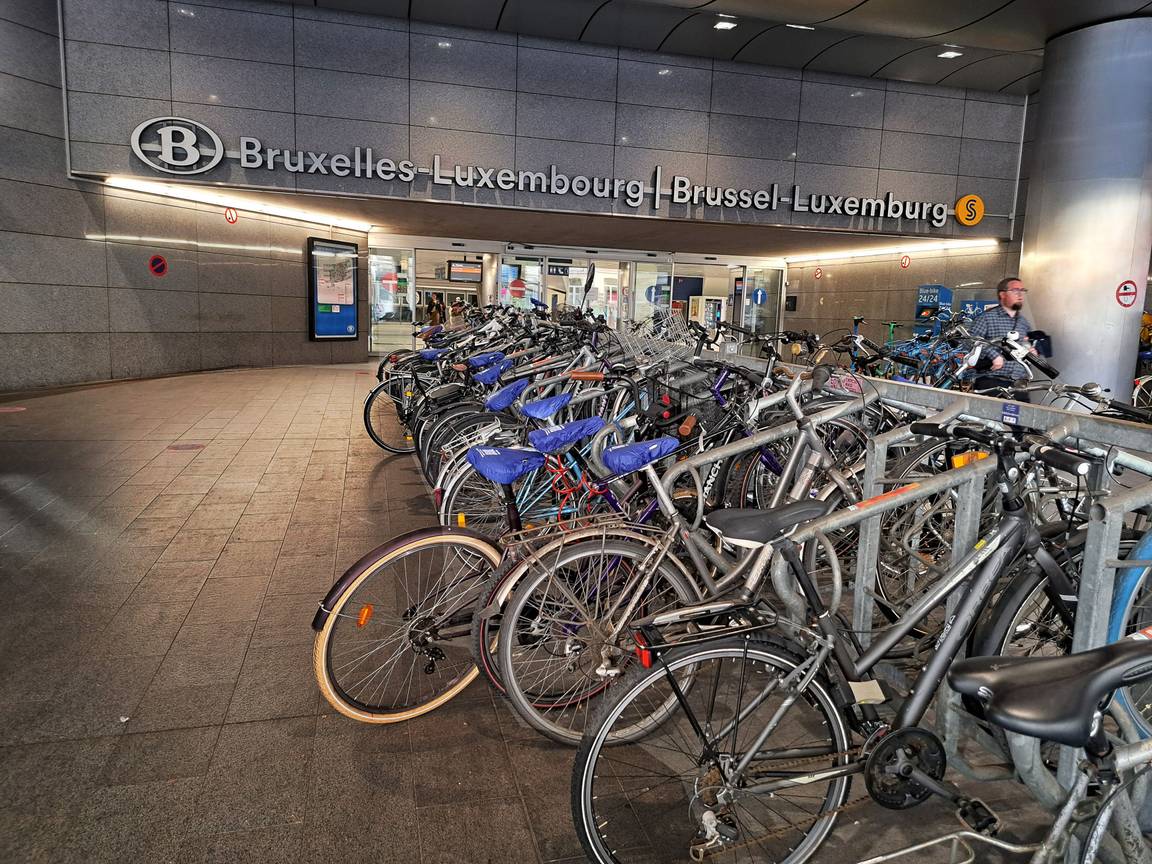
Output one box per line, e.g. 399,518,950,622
238,139,951,226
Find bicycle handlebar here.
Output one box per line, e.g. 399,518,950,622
909,421,1095,476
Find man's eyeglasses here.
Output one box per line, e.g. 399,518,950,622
1004,287,1028,294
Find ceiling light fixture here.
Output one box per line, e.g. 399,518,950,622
102,176,374,232
937,50,963,58
658,68,670,75
784,238,998,264
785,24,815,30
713,20,737,30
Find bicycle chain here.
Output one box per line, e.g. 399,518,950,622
691,745,873,860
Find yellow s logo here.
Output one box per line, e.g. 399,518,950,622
955,194,985,226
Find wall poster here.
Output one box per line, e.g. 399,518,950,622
308,238,359,341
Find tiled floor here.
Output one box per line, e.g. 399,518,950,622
0,364,1048,863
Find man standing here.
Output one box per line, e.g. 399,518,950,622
968,276,1036,396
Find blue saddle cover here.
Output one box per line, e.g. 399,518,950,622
1141,351,1152,361
473,359,512,386
484,378,529,412
468,351,506,369
602,437,680,475
419,324,443,340
530,298,548,309
420,348,450,360
466,447,546,484
521,392,572,420
528,417,606,454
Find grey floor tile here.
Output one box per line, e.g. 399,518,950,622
417,797,537,864
128,560,214,604
184,576,268,625
250,593,318,649
182,824,306,864
209,540,281,580
193,716,316,834
225,644,318,723
101,725,221,784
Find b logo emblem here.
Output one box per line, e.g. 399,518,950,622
955,194,985,226
130,117,224,175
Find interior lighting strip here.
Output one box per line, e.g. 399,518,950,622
783,238,999,263
103,175,374,232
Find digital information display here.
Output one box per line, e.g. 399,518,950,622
308,238,359,341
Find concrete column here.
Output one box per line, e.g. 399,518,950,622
480,253,499,306
1019,18,1152,400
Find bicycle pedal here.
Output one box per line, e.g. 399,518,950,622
956,798,999,835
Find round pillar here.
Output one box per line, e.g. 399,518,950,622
1019,18,1152,400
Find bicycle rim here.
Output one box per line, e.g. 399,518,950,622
573,640,851,864
314,531,501,723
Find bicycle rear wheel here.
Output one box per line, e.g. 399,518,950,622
313,528,502,723
572,637,852,864
364,382,417,453
498,536,697,745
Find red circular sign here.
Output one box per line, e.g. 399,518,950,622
224,207,238,224
814,267,823,280
148,255,168,277
899,255,911,269
1117,280,1138,308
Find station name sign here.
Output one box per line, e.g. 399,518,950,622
130,117,977,228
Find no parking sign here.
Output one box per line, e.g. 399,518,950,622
1117,280,1138,308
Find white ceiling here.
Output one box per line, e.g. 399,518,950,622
292,0,1152,94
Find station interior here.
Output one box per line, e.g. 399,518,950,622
4,0,1152,863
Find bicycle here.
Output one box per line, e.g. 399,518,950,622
570,420,1104,864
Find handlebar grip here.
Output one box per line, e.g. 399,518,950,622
909,422,948,438
570,370,605,382
1028,354,1060,379
1031,444,1092,477
678,414,698,437
726,322,753,335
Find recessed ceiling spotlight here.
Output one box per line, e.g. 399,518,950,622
937,50,963,58
658,68,670,75
785,24,815,30
714,19,737,30
437,41,452,48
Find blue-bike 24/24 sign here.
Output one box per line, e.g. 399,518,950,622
308,238,359,341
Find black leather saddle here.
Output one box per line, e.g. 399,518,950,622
704,499,834,549
949,641,1152,748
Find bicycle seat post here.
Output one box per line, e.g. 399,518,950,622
501,483,523,532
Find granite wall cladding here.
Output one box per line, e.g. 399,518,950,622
0,0,369,392
59,0,1025,240
781,247,1021,343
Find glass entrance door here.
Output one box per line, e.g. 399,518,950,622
741,266,784,337
368,246,414,353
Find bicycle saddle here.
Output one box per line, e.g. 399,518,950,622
601,437,680,475
419,348,450,360
465,447,546,484
528,417,606,455
473,359,512,387
521,393,572,420
467,351,506,369
484,378,530,412
948,640,1152,748
703,499,834,549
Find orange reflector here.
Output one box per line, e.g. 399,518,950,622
357,604,374,628
950,450,989,469
404,390,413,397
456,512,467,527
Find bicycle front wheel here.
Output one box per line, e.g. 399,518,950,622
572,637,852,864
313,527,502,723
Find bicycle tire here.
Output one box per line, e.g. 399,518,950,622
1108,531,1152,736
363,382,417,454
497,536,698,745
313,527,502,723
572,636,852,864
